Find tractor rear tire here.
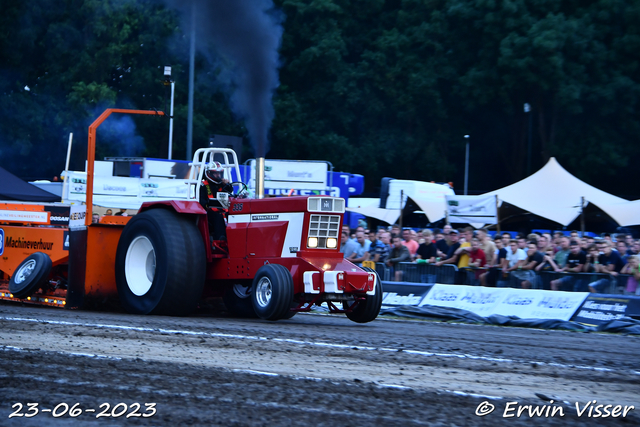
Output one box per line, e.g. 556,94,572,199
9,252,52,299
115,209,205,316
223,283,257,318
345,266,382,324
251,264,294,321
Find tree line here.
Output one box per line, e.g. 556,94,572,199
1,0,638,197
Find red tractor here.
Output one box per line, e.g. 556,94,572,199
0,109,382,323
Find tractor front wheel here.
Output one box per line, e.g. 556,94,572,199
251,264,293,321
345,267,382,324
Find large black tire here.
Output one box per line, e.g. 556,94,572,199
251,264,294,321
9,252,52,299
223,283,257,318
115,209,206,316
345,267,383,324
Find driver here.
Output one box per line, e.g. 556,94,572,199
199,161,233,241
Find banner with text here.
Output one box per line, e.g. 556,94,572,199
420,284,589,321
445,195,498,224
571,294,640,326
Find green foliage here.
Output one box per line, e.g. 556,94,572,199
0,0,638,198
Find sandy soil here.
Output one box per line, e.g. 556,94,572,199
0,302,638,426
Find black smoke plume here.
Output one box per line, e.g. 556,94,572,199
166,0,283,158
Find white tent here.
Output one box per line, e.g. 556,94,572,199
385,180,454,223
482,158,629,226
346,198,402,225
595,200,640,227
346,181,454,225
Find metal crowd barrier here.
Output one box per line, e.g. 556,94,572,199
374,262,458,284
371,262,633,294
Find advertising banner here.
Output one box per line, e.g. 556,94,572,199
493,289,589,320
0,210,49,224
140,179,191,199
249,159,328,191
380,282,433,307
445,195,498,224
420,284,589,321
572,295,640,326
44,205,71,226
68,204,86,229
419,284,504,317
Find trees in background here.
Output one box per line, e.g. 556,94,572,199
0,0,638,197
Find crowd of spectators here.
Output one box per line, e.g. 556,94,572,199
340,223,640,295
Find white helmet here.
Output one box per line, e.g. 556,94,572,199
205,161,224,184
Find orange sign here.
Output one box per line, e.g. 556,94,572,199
0,225,68,276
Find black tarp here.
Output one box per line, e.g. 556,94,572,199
0,166,59,202
380,305,640,334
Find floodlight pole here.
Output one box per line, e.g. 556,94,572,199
164,66,175,160
524,103,532,175
464,135,470,195
187,2,196,161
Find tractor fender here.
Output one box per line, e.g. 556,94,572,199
138,200,206,215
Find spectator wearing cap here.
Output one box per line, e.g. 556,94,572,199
435,230,461,266
550,240,587,291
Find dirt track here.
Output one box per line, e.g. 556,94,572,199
0,302,638,426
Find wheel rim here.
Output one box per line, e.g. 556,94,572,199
255,276,273,308
125,236,156,296
14,260,37,284
232,283,251,299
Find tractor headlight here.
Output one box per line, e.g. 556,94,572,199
308,237,318,248
327,238,337,249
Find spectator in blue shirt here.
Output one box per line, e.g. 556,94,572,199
367,230,386,263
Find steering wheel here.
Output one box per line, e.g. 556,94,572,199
230,181,249,198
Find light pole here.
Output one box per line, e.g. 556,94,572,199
164,66,175,160
524,103,532,175
186,2,196,161
464,134,469,195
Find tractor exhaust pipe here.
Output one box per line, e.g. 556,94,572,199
256,157,265,199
